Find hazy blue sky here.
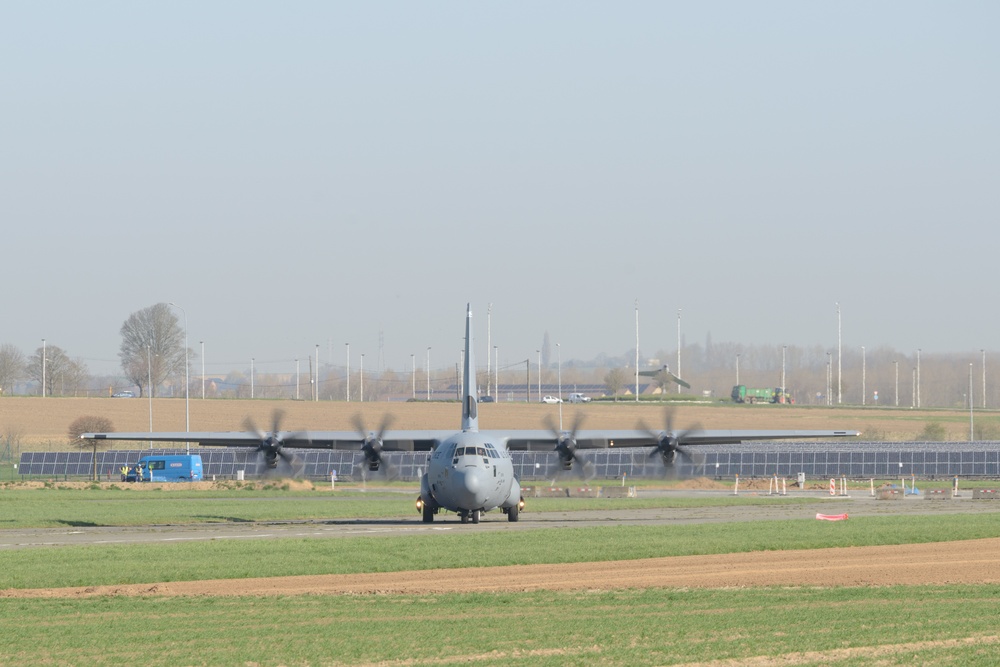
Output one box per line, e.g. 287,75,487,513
3,2,998,377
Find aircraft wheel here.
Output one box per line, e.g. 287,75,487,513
507,504,519,522
460,511,469,524
472,509,480,524
422,503,434,523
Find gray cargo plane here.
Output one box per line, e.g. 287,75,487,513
83,304,859,524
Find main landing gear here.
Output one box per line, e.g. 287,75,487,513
459,509,481,524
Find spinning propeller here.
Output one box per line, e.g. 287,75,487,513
242,409,307,478
352,414,397,480
543,413,595,481
638,410,706,477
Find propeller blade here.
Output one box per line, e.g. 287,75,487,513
353,413,396,477
243,410,304,479
637,409,704,478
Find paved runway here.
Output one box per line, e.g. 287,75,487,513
3,489,998,550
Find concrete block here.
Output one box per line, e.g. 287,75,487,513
599,486,637,498
972,489,1000,499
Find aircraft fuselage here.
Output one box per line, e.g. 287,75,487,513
419,431,521,523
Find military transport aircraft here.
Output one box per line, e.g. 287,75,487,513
82,304,859,524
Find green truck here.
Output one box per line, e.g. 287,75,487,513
730,385,792,404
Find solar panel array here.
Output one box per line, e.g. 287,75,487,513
18,441,1000,480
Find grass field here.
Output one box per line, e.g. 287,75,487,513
5,585,1000,666
2,487,1000,665
4,399,1000,665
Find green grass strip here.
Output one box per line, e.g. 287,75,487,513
3,585,1000,666
2,513,999,589
0,486,819,529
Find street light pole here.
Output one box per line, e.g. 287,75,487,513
345,343,350,402
894,360,899,407
836,302,842,405
167,303,189,433
426,347,431,400
411,354,415,399
862,346,866,406
557,343,563,429
147,345,153,449
41,338,46,398
677,309,681,394
360,353,364,402
781,345,786,404
200,340,205,399
536,350,541,402
634,300,639,402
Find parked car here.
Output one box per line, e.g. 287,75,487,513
480,395,495,403
541,395,562,404
112,391,135,398
568,393,591,403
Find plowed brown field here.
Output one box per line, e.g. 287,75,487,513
1,396,985,446
6,538,1000,599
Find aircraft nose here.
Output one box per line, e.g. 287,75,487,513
454,468,488,508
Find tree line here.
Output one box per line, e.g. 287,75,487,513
0,305,994,409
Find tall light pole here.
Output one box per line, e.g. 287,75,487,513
494,346,498,400
200,340,205,399
917,348,921,408
894,360,899,407
147,345,153,449
736,353,740,386
411,354,416,399
781,345,786,403
536,350,541,402
426,347,431,400
982,349,987,409
970,362,975,441
167,303,189,433
634,300,639,402
836,302,842,405
826,352,832,406
556,342,563,429
862,346,866,406
314,344,319,401
250,358,255,399
487,303,492,397
41,338,46,398
295,359,300,400
345,343,350,402
677,309,682,394
360,353,365,402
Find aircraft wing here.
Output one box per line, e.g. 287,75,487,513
82,430,455,452
498,429,860,451
83,428,859,451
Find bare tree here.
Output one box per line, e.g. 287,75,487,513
119,303,187,397
28,344,89,396
0,344,25,395
68,416,115,481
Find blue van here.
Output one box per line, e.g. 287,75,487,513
127,455,204,482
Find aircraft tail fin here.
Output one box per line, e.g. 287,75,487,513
462,303,479,431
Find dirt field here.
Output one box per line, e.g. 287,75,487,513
1,396,988,446
7,538,1000,599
